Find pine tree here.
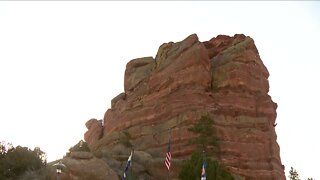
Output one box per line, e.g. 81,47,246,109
187,115,218,153
179,115,234,180
288,167,300,180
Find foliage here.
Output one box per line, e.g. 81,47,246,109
0,141,46,179
307,178,314,180
179,115,234,180
0,141,13,158
179,151,234,180
33,147,47,164
288,167,300,180
66,140,90,157
188,115,218,153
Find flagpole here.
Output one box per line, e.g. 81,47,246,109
202,150,205,163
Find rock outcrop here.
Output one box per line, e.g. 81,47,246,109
59,152,119,180
84,119,103,145
85,34,285,179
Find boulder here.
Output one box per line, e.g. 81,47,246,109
59,154,119,180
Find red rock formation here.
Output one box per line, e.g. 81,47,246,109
85,34,285,179
84,119,103,145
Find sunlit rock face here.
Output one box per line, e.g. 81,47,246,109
85,34,285,180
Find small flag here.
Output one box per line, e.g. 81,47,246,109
164,140,171,171
123,151,132,179
201,159,206,180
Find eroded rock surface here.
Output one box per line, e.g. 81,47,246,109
85,34,285,179
59,152,119,180
84,119,103,145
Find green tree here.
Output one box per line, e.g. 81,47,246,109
0,141,46,179
179,115,234,180
288,167,300,180
33,147,47,164
188,115,218,153
0,141,13,157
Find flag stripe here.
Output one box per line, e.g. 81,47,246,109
164,141,171,170
165,152,171,170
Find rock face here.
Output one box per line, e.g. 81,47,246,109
85,34,285,179
59,152,119,180
84,119,103,145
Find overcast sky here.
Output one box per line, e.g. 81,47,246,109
0,1,319,179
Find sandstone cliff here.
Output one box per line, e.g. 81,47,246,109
85,34,285,180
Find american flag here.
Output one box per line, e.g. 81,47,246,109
164,140,171,171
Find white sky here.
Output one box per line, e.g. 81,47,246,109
0,1,319,179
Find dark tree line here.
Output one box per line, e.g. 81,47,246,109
0,141,46,179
